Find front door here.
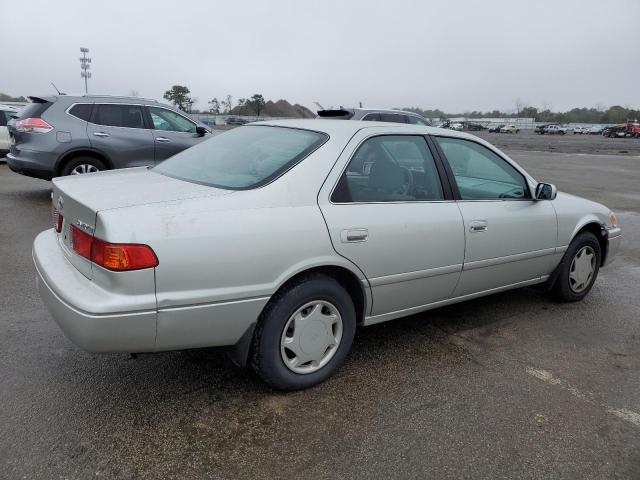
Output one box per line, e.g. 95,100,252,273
319,132,465,320
147,106,207,162
433,136,558,296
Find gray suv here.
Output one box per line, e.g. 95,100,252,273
317,107,431,125
7,94,212,179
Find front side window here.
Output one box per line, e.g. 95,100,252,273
435,137,529,200
154,125,327,190
332,135,444,203
94,104,145,129
149,106,196,133
407,115,430,126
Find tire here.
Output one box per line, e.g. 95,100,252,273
250,273,356,391
60,156,106,176
551,231,601,302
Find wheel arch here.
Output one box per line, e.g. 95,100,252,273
55,148,113,176
570,220,608,266
226,262,371,369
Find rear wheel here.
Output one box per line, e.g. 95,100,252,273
251,274,356,390
60,156,106,176
551,231,601,302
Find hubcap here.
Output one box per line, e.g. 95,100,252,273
569,246,596,293
280,300,343,374
70,164,99,175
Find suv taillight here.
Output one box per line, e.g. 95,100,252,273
70,225,158,271
15,118,53,133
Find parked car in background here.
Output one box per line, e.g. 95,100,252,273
462,122,486,131
588,125,606,135
572,126,589,134
450,122,463,131
226,116,251,126
6,94,212,180
34,119,621,390
317,107,431,125
500,125,520,134
534,124,550,134
488,124,505,133
0,104,20,157
544,125,568,135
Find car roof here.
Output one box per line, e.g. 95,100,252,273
28,94,162,104
254,118,476,139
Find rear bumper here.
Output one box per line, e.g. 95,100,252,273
7,151,55,180
603,227,622,267
33,229,157,352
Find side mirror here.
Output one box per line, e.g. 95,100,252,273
535,182,557,200
195,125,207,137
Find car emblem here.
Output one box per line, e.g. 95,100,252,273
75,219,94,235
57,196,64,211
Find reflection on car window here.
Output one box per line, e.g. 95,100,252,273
435,137,528,200
332,135,444,203
154,126,327,190
149,107,196,133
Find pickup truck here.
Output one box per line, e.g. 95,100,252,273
544,125,568,135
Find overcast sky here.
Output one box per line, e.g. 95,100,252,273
1,0,638,113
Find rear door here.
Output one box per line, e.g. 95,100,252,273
146,106,207,162
319,130,464,321
88,103,155,168
0,110,11,151
433,135,558,296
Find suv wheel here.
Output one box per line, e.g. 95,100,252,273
60,156,106,176
251,273,356,391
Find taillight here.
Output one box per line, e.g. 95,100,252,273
55,213,64,233
70,225,158,271
51,205,64,233
15,117,53,134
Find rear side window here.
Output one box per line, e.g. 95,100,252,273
154,126,328,190
68,103,93,121
379,113,407,124
361,113,380,121
94,104,145,129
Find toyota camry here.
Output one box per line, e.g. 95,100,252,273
33,120,622,390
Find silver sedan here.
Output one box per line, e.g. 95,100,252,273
33,120,622,390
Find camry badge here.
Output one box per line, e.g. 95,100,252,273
75,219,94,235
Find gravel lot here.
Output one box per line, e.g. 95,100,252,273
1,133,639,479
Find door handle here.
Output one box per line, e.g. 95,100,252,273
156,137,170,143
469,220,488,233
93,132,109,137
341,229,368,243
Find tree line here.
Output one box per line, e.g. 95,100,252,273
163,85,266,116
403,104,640,125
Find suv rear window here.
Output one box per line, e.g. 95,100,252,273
17,97,53,119
154,125,328,190
68,103,93,121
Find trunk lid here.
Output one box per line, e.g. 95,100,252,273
52,167,234,278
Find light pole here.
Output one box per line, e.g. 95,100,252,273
79,47,92,94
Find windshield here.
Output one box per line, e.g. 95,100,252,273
154,125,328,189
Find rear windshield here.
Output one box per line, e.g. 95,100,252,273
154,125,328,190
18,98,53,119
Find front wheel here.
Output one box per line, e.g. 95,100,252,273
551,231,601,302
251,274,356,390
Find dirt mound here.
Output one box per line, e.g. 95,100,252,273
232,99,315,118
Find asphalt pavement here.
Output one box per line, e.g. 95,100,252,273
1,142,639,479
